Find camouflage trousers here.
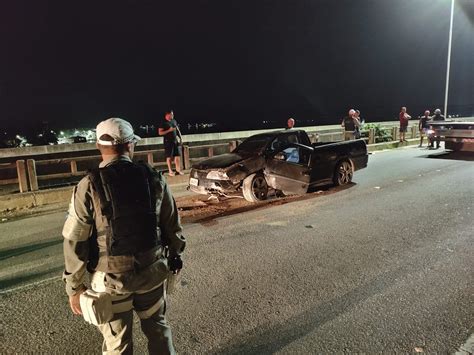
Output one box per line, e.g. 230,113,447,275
91,272,175,355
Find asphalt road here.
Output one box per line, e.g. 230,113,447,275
0,146,473,354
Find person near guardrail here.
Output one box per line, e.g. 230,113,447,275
62,117,186,354
286,117,295,130
341,109,360,140
418,110,431,147
399,106,411,143
429,108,445,149
159,110,183,176
354,110,364,139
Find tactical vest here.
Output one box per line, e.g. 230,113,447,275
88,161,160,259
343,116,355,131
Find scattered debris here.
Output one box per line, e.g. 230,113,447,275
374,186,381,189
305,225,314,229
446,247,454,252
414,346,424,353
1,218,7,222
397,180,404,183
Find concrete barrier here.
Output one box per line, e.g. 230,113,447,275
1,117,472,214
0,172,190,215
0,120,405,159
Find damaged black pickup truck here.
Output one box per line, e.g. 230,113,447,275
188,129,368,202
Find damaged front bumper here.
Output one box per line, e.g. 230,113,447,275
188,169,241,196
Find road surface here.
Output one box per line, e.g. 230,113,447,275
0,146,473,354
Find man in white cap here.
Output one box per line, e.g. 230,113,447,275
62,117,185,354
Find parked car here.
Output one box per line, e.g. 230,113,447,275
188,129,368,202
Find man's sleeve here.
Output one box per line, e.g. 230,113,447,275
157,178,186,257
62,177,94,296
159,120,169,130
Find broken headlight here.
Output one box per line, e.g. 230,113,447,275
206,171,230,180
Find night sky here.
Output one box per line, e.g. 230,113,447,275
1,0,473,133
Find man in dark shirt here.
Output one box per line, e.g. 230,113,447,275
430,108,445,149
159,110,183,176
418,110,431,147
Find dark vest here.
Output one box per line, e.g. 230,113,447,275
88,161,160,257
343,116,356,131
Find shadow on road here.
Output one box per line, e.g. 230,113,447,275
180,183,355,226
0,239,62,261
418,150,474,162
213,264,407,355
0,265,64,292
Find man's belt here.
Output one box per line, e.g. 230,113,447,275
96,246,164,273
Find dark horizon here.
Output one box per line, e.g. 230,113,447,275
1,0,473,134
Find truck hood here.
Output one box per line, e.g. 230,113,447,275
192,153,245,170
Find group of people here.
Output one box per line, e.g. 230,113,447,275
400,107,445,148
341,109,364,140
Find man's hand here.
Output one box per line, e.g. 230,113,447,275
69,289,85,315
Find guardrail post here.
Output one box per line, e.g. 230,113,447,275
411,125,417,139
26,159,38,191
368,128,375,144
70,160,78,175
183,145,190,170
391,126,398,141
147,152,154,165
229,140,237,152
208,147,214,157
16,160,29,193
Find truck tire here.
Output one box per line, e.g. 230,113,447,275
242,173,268,202
333,160,353,186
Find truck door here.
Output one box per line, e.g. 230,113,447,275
264,145,311,195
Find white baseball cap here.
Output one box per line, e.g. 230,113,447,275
96,118,141,145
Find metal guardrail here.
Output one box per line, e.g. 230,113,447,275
0,125,418,193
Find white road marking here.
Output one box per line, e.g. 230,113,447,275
0,275,61,295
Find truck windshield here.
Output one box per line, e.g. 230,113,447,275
235,136,272,154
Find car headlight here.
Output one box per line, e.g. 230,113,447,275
206,171,229,180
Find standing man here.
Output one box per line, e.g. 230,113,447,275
430,108,445,149
399,106,411,142
159,110,183,176
63,117,186,354
286,117,295,129
354,110,364,139
341,109,360,140
418,110,431,147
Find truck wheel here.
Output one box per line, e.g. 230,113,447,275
243,173,268,202
333,160,353,186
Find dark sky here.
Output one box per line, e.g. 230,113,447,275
0,0,473,133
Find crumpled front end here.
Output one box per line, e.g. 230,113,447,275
189,168,241,196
